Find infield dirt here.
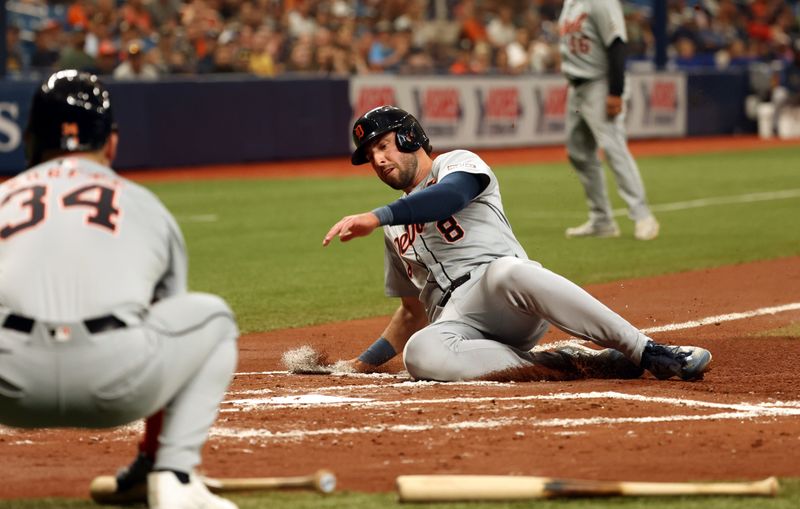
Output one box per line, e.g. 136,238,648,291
0,137,798,499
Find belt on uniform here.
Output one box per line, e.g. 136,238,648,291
438,273,472,308
1,313,127,335
566,75,591,87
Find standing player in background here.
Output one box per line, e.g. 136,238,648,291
558,0,660,240
322,106,710,382
0,70,239,509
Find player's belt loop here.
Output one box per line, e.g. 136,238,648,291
438,273,472,308
1,313,126,335
566,75,590,87
83,315,127,334
2,314,35,333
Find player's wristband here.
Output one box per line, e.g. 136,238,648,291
357,337,397,366
371,206,393,226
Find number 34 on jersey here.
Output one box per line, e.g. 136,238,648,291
0,169,122,240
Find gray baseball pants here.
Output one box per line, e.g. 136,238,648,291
403,257,650,381
0,293,238,473
566,79,652,224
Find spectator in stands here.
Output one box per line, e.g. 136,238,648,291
469,40,494,74
672,35,715,68
249,26,277,77
56,25,97,73
367,20,397,72
5,25,25,73
782,43,800,98
148,0,182,28
113,40,160,80
625,6,654,60
7,0,800,78
505,27,531,74
486,4,517,49
196,30,220,73
210,39,240,73
286,0,318,38
122,0,154,33
66,0,91,30
716,37,757,69
456,0,488,46
402,46,436,74
449,39,473,74
30,20,62,72
285,34,317,73
94,40,118,76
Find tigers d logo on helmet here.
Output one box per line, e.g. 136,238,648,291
350,106,431,165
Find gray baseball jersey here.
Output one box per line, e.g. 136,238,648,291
558,0,652,225
0,157,238,474
383,149,526,321
558,0,627,80
381,150,652,381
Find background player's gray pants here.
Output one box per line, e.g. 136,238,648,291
566,79,651,224
403,257,650,381
0,293,238,473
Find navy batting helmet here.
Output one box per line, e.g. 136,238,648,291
351,106,431,165
24,70,114,167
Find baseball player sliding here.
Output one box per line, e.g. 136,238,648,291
0,71,238,509
323,106,710,382
558,0,660,240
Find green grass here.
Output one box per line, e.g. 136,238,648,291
145,146,800,333
2,478,798,508
758,322,800,337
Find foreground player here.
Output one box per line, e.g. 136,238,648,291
0,71,238,509
323,106,710,382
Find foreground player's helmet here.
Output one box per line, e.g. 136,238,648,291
350,106,432,165
24,70,115,166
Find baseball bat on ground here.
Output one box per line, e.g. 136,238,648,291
90,469,336,504
396,475,779,502
203,469,337,494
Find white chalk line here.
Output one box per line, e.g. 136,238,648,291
519,188,800,219
210,391,800,442
208,411,789,442
3,303,799,443
221,391,800,415
617,188,800,216
640,302,800,334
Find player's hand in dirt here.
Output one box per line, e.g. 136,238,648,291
346,357,380,373
323,212,381,246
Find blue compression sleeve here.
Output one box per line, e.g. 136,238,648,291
373,172,487,226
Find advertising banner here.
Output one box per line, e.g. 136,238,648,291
350,73,687,151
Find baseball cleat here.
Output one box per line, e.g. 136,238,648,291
634,215,660,240
640,342,712,381
565,220,621,238
556,345,645,379
148,471,238,509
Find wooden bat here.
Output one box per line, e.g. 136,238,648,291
396,475,779,502
202,469,337,494
90,469,336,504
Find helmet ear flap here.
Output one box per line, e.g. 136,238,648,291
395,118,430,154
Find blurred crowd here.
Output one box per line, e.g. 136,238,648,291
4,0,800,81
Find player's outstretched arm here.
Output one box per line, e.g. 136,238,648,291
322,212,381,246
342,297,428,373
